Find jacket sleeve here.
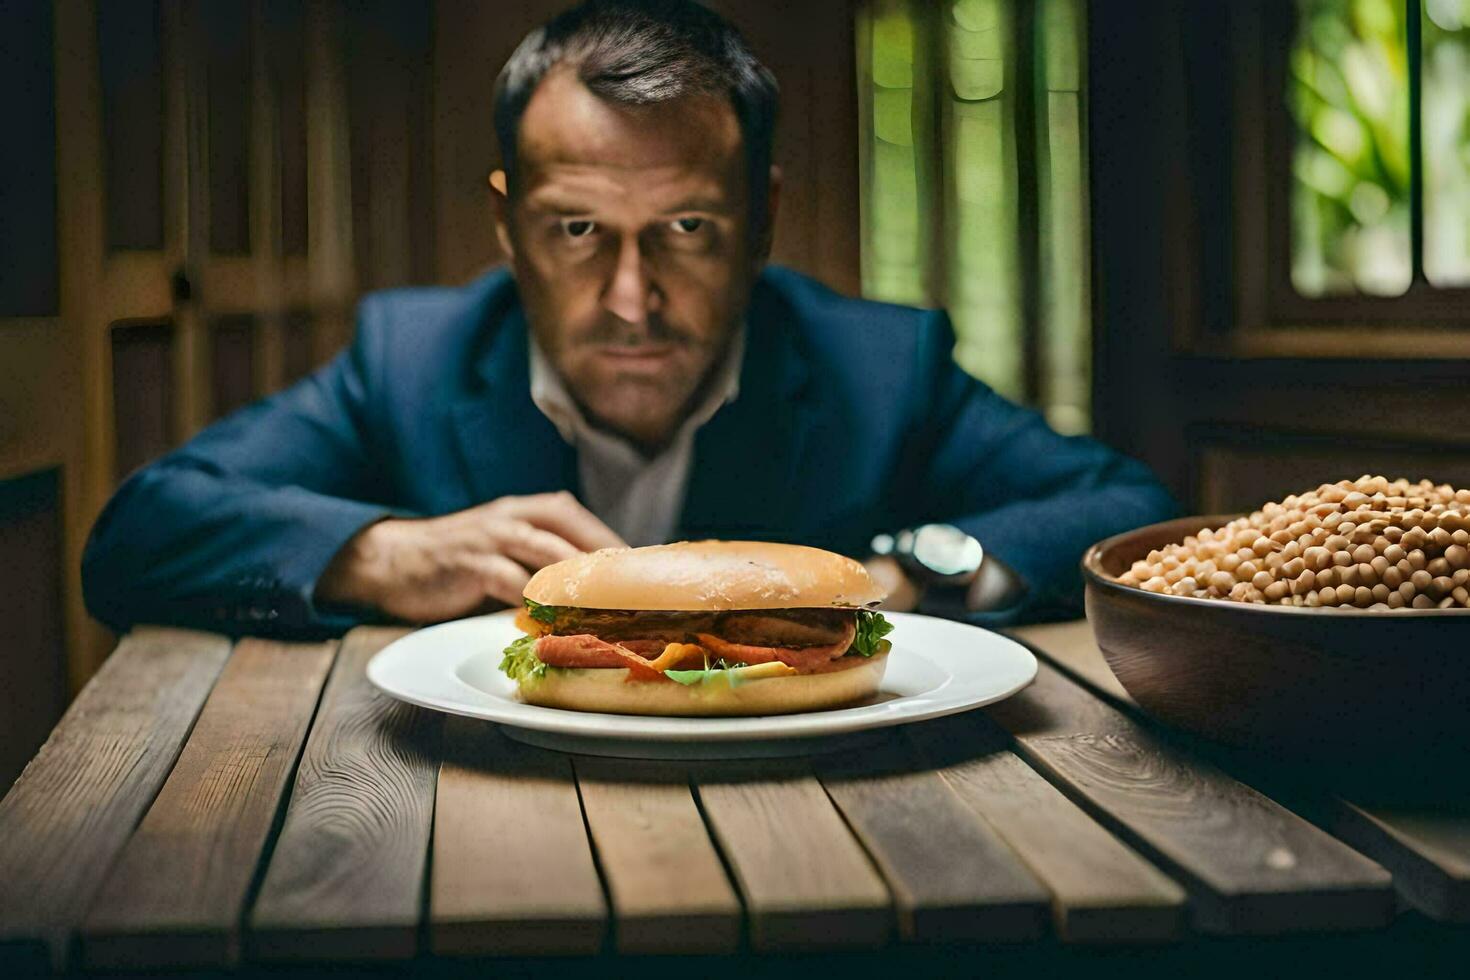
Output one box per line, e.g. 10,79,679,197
82,297,412,637
896,311,1177,626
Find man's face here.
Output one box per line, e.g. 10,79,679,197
492,68,773,452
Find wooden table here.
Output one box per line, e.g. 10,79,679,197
2,621,1468,977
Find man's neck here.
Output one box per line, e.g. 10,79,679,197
527,326,746,462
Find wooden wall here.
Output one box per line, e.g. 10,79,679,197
0,0,861,785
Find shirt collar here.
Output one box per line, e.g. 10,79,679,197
528,326,746,459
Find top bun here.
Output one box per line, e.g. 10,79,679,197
523,540,887,611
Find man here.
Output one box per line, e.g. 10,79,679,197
82,0,1174,638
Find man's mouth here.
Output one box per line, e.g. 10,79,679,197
592,345,679,366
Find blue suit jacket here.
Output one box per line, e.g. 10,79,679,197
83,266,1175,636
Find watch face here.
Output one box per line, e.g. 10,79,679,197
911,524,984,579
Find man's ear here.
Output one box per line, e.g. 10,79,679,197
488,169,515,259
754,164,782,265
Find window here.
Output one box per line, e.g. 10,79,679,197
1288,0,1470,298
857,0,1092,434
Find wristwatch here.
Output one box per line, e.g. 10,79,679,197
870,524,1023,614
871,523,985,586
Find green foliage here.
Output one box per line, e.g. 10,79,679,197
1288,0,1413,295
859,0,1090,431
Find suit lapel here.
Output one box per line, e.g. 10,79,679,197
678,277,812,541
451,302,578,505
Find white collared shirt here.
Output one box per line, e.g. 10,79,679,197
528,331,745,547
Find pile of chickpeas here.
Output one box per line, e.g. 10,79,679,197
1119,476,1470,610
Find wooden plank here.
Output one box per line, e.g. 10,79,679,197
906,713,1187,943
247,628,439,961
573,757,742,954
1017,620,1470,925
693,759,891,951
0,628,230,970
430,719,606,957
1332,802,1470,923
984,659,1394,934
815,735,1051,943
79,638,336,969
1011,619,1134,704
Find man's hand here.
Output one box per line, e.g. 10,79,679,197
316,492,626,624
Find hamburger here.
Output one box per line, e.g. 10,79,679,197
499,541,895,716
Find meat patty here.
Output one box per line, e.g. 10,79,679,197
547,607,855,648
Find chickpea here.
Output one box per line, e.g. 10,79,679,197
1121,478,1470,610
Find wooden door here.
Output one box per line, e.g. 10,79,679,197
0,0,363,790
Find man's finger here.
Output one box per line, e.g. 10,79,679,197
475,553,533,606
504,492,627,551
489,519,582,571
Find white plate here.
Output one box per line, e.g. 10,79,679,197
366,610,1036,758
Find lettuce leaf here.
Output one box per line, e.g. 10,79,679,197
850,610,894,658
524,598,558,624
500,633,548,683
665,658,747,687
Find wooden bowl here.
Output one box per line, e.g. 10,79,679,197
1083,515,1470,757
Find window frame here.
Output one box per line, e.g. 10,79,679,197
1221,0,1470,358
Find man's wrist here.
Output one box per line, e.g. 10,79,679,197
317,518,399,610
965,551,1027,612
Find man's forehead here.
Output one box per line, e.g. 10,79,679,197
516,67,743,188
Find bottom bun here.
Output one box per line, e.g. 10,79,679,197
517,653,889,717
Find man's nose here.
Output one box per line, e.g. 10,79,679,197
602,234,659,325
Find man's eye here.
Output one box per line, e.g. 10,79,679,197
561,219,596,238
671,217,704,234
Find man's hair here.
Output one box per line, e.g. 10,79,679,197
493,0,779,236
